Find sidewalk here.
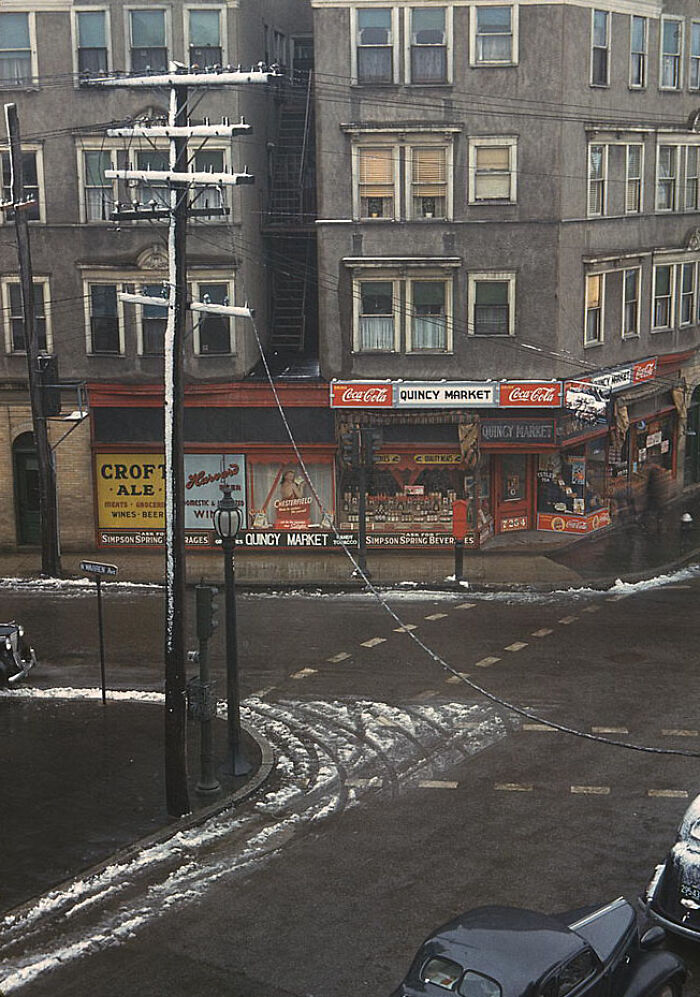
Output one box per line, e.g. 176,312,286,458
0,694,270,916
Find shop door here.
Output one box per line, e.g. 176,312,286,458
13,433,41,545
493,454,532,533
684,387,700,485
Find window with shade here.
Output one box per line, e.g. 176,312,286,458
473,6,514,65
76,10,108,77
625,144,642,214
686,147,699,210
587,144,606,216
680,263,696,327
652,265,673,330
622,268,640,338
0,13,32,87
188,9,222,68
660,17,682,89
629,15,647,88
691,22,700,90
358,146,396,219
409,280,448,350
410,146,447,218
656,145,677,212
584,274,603,344
409,7,447,83
88,283,121,354
469,275,514,336
591,10,609,86
7,282,48,353
355,8,394,83
129,9,167,73
1,150,40,221
469,138,516,202
357,281,396,351
83,150,114,222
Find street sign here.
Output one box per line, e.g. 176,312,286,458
80,560,118,577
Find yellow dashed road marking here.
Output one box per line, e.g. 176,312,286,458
531,628,553,637
495,783,533,792
413,690,437,701
558,616,578,625
327,652,350,663
446,672,470,684
523,723,558,732
425,613,448,621
419,780,459,789
475,656,501,668
290,668,317,680
394,624,417,633
455,602,476,610
361,637,387,648
592,726,629,734
571,785,610,795
505,641,528,652
582,606,601,613
648,789,688,799
662,729,699,737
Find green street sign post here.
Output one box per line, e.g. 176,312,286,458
80,561,118,703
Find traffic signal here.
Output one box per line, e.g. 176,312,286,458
37,353,61,417
363,427,383,466
195,584,219,640
339,427,361,467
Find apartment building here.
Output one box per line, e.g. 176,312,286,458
0,0,317,556
313,0,700,546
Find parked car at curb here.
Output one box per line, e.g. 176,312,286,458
390,899,685,997
0,621,36,686
645,793,700,943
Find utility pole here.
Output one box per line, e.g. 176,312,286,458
90,64,274,817
2,103,61,577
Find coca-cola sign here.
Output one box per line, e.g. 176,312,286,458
633,357,657,383
330,382,394,408
499,382,562,407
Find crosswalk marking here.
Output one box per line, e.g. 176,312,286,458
475,656,501,668
327,652,350,663
361,637,387,648
531,628,553,637
505,641,528,652
571,785,610,795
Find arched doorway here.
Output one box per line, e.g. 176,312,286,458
685,386,700,485
12,432,40,545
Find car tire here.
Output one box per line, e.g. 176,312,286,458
654,983,681,997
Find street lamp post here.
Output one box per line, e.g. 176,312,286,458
213,484,251,776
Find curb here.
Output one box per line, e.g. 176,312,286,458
1,719,275,925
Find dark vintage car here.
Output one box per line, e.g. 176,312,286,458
0,621,36,686
644,793,700,942
391,899,685,997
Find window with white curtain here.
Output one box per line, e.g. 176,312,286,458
357,281,396,351
473,6,514,65
409,7,447,83
409,280,447,350
629,15,647,88
625,144,642,213
660,17,682,89
83,150,114,222
652,265,674,330
0,13,32,87
656,145,677,211
355,8,394,83
686,147,699,210
587,144,607,216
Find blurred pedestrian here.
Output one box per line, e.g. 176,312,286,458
645,464,667,533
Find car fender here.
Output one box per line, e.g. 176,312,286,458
622,950,685,997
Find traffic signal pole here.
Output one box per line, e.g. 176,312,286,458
3,103,60,577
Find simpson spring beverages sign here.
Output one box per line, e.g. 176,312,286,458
330,382,393,408
499,382,562,407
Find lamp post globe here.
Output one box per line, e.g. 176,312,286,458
214,484,250,776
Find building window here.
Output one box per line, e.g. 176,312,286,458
625,144,642,213
629,15,647,88
656,145,677,212
622,268,640,337
409,7,447,83
5,281,48,353
139,284,168,355
76,10,108,77
409,280,448,350
686,147,699,210
584,274,603,345
652,264,674,330
1,150,40,221
680,263,696,326
357,146,396,219
355,8,394,84
591,10,609,86
136,148,169,208
469,137,516,202
193,148,225,218
356,280,396,351
87,283,121,354
469,274,515,336
188,9,222,68
410,146,447,217
660,17,682,90
587,144,606,216
472,6,514,66
194,282,233,354
129,9,167,73
0,13,32,87
691,22,700,90
83,150,114,221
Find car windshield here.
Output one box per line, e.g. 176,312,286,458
421,957,463,989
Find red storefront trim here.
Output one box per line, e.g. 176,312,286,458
87,382,330,408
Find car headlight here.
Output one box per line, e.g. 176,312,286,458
18,627,23,637
4,638,11,650
689,821,700,843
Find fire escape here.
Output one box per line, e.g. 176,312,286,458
261,71,318,375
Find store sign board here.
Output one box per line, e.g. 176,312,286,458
98,527,474,549
499,382,562,407
330,382,393,408
96,452,246,540
480,419,556,444
570,357,657,395
537,509,611,534
395,382,498,408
